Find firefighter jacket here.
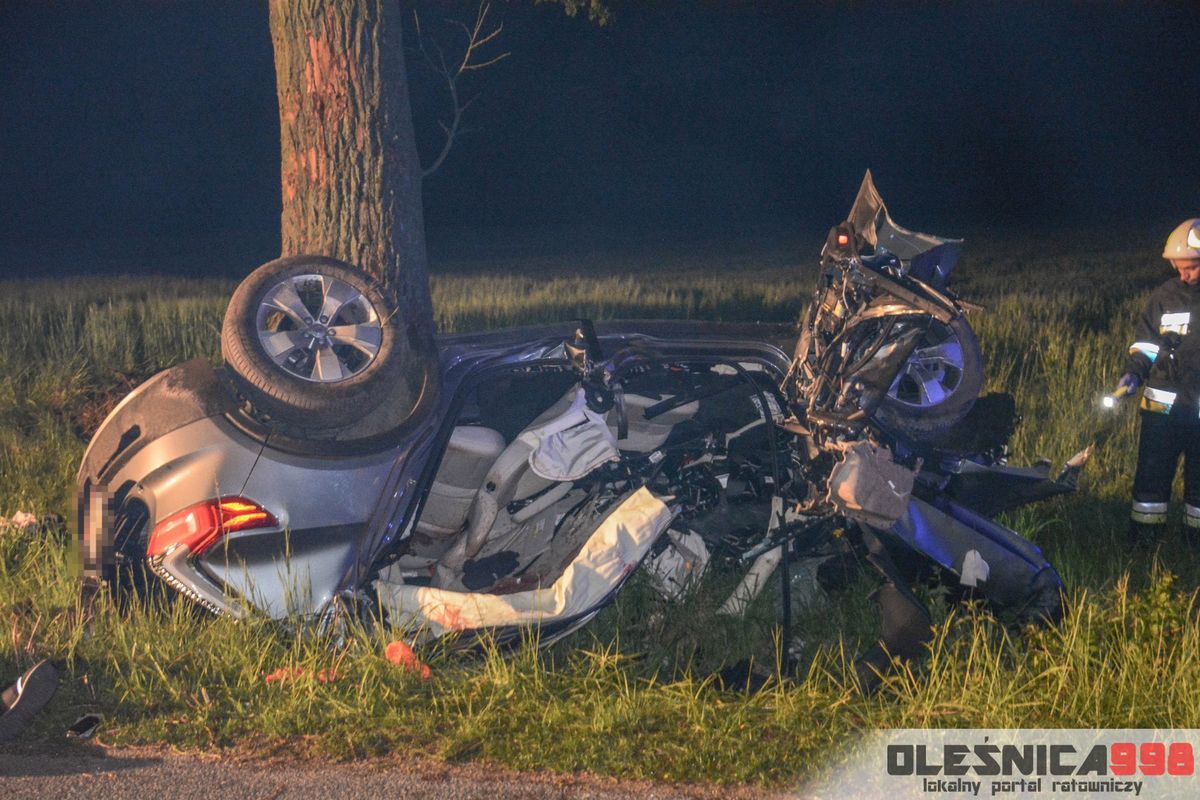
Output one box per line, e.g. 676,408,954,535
1125,277,1200,415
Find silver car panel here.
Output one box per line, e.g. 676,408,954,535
203,442,399,616
80,414,264,594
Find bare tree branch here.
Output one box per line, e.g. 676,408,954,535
416,1,509,178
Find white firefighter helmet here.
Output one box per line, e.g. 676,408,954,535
1163,218,1200,260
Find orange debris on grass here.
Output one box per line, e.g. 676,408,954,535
385,640,432,680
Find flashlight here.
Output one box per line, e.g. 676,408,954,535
1102,382,1134,409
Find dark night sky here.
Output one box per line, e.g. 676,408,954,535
2,1,1198,276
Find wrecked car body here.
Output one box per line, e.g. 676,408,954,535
78,173,1078,686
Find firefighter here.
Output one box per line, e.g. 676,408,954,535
1119,218,1200,546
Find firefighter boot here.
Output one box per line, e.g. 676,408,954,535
1182,504,1200,546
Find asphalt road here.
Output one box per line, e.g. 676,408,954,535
0,743,794,800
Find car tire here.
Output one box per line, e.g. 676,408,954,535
221,255,407,429
872,315,983,440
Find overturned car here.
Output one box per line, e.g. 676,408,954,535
78,173,1079,687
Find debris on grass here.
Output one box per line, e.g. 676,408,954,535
0,511,38,532
65,713,102,739
385,641,432,680
263,667,341,685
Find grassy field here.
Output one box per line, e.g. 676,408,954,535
2,228,1199,787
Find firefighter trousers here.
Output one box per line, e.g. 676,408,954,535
1131,409,1200,528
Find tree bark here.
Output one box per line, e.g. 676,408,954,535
268,0,434,347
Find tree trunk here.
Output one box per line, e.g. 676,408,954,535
268,0,434,348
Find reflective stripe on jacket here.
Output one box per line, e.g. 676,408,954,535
1126,277,1200,414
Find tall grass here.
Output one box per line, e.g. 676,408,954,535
2,232,1199,786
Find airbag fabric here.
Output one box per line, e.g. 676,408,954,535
523,388,620,481
377,487,672,635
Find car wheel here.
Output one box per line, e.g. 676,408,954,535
872,315,983,440
221,255,406,429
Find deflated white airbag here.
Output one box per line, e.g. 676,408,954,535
524,388,620,481
376,487,673,635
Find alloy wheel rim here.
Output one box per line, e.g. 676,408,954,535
886,323,965,409
254,274,383,383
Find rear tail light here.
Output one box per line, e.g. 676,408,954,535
148,497,278,558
